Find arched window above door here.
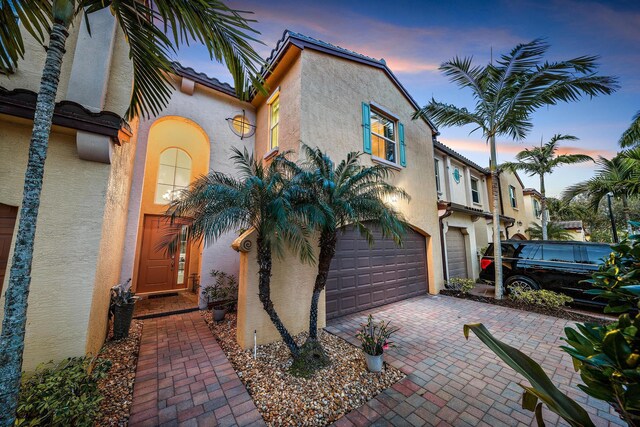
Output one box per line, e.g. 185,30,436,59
155,148,192,204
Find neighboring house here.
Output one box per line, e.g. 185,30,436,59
119,31,445,350
523,187,544,234
433,141,492,281
556,220,588,241
0,11,136,370
486,169,532,240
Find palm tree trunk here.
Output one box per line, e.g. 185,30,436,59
0,22,70,425
540,174,548,240
490,135,504,299
256,235,300,358
621,194,632,235
308,229,337,340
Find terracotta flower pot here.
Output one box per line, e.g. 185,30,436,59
364,352,384,373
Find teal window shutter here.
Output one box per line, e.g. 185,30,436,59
362,102,371,154
399,122,406,166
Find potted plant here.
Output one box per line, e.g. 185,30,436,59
203,270,237,321
356,314,399,373
110,279,138,340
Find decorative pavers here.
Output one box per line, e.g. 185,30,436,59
326,295,626,427
129,312,264,426
133,291,199,319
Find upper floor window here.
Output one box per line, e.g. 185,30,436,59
533,199,542,218
434,159,442,194
155,148,192,204
268,92,280,150
370,109,396,163
471,177,480,204
508,185,517,208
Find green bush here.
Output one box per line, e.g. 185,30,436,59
16,356,111,426
445,277,475,294
508,286,573,309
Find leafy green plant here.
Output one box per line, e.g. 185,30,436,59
508,286,573,310
110,278,136,306
583,224,640,313
203,270,238,310
445,277,475,294
356,315,400,356
16,356,111,426
464,324,595,427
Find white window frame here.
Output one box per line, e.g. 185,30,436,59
370,108,397,164
509,185,517,208
534,199,542,218
267,89,280,152
434,158,442,195
471,177,480,204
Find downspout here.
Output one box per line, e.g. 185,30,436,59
438,201,453,286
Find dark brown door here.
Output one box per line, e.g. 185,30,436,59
137,215,190,294
326,224,428,320
0,204,18,293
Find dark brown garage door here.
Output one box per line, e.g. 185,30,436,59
446,227,468,279
325,225,428,320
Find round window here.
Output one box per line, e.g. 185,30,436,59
232,114,252,137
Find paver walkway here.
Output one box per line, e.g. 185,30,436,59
327,295,625,427
134,291,199,319
129,312,264,426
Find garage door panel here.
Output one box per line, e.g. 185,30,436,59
446,228,469,279
326,224,428,320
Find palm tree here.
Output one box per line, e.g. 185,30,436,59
527,222,573,241
413,39,618,299
167,148,315,360
0,1,265,423
282,145,407,365
501,134,593,240
619,110,640,148
563,154,637,235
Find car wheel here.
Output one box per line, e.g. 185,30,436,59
505,276,540,295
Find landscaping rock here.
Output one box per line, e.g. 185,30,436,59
202,311,404,426
95,320,143,426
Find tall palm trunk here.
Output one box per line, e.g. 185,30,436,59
621,194,632,235
256,236,299,357
540,174,548,240
490,135,504,299
0,22,70,425
308,229,337,340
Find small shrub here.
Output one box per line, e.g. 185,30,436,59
16,356,111,426
445,277,475,294
356,314,399,356
508,286,573,309
203,270,239,310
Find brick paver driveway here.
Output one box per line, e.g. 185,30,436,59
327,295,625,427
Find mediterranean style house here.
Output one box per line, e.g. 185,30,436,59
1,24,545,367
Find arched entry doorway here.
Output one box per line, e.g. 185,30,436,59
133,117,210,294
325,223,428,319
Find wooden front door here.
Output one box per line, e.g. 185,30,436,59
0,204,18,293
137,215,190,294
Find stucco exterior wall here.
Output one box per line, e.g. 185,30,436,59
120,80,255,304
0,119,110,370
236,49,443,348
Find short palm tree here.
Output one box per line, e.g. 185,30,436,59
0,1,265,423
619,110,640,148
501,134,593,240
527,222,573,241
413,39,618,299
282,145,408,365
563,154,637,235
166,148,314,360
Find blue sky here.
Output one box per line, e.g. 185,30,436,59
176,0,640,197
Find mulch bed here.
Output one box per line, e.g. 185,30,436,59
440,290,610,325
95,320,143,426
201,311,404,426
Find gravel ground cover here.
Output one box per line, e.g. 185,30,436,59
95,320,143,426
202,311,404,426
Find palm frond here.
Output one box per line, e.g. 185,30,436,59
619,110,640,148
0,0,52,73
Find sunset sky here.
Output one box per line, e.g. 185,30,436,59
176,0,640,197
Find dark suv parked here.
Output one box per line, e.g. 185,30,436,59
479,240,612,305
